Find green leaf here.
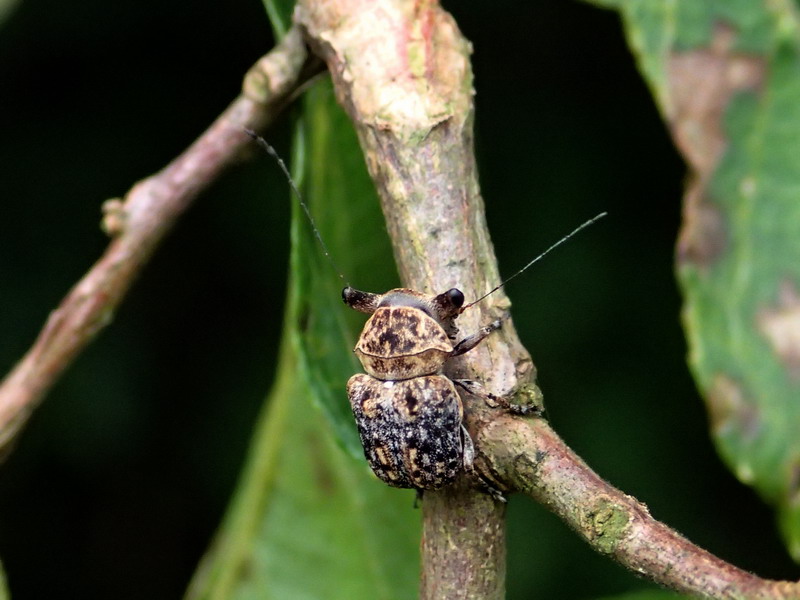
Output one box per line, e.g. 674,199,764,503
186,68,415,600
586,0,776,115
588,0,800,561
0,559,8,600
185,337,419,600
0,0,21,28
262,0,294,37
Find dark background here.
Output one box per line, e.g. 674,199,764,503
0,0,797,598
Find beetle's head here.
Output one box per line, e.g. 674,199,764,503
343,286,465,330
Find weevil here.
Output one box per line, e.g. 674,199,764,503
342,286,504,490
245,128,605,495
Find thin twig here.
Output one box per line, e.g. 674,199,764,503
0,27,312,455
480,415,800,599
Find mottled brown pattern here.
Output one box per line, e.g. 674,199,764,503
670,24,765,269
347,373,466,489
354,305,453,379
357,307,452,357
757,280,800,381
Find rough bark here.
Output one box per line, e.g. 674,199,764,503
295,2,533,598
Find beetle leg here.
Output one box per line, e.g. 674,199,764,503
453,378,500,407
460,424,475,472
453,379,543,416
451,318,505,357
480,481,508,503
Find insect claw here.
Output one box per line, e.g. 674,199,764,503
504,402,544,416
478,478,508,503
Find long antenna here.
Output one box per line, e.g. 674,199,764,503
462,211,608,310
244,128,348,285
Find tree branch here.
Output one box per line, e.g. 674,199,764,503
295,0,800,598
0,27,313,456
295,2,532,598
480,415,800,599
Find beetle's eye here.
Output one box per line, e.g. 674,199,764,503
445,288,464,308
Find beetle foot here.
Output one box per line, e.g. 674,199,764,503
479,478,508,503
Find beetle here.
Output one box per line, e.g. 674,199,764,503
244,128,604,495
342,286,508,490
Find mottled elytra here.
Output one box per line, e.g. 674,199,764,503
343,286,510,491
347,374,468,489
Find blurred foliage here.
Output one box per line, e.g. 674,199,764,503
0,0,19,25
593,0,800,562
0,561,7,600
1,0,799,599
